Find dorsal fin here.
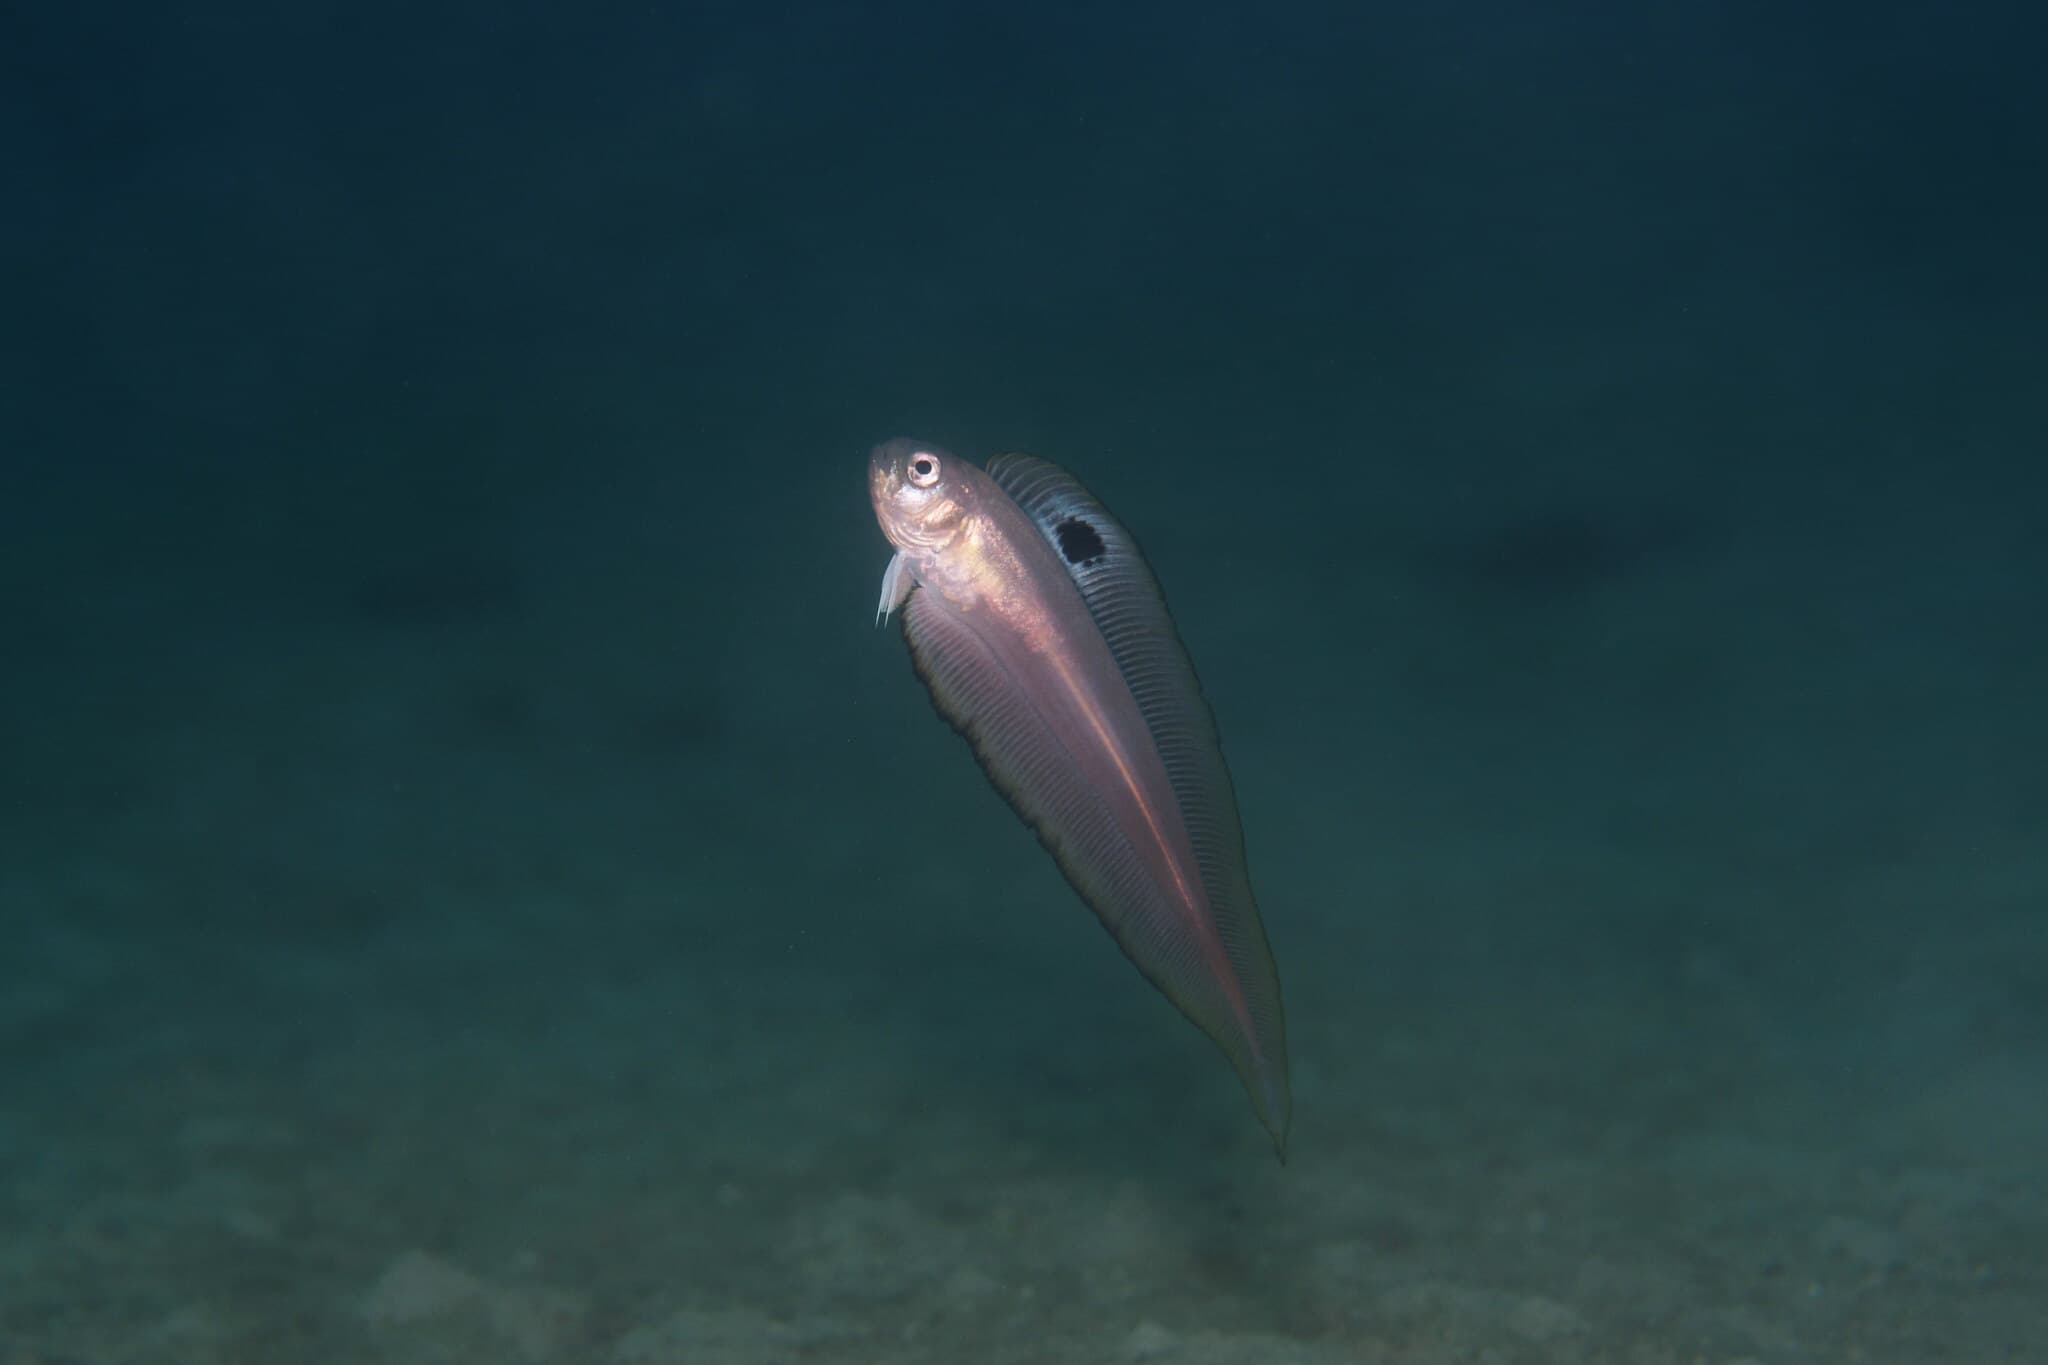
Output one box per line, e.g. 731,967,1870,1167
984,455,1237,835
986,454,1289,1146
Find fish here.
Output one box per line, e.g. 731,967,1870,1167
868,439,1291,1157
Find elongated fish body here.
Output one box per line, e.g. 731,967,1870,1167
868,439,1290,1156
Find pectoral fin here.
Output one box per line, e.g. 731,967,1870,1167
875,551,914,625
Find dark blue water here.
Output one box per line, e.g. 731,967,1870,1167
4,4,2043,1360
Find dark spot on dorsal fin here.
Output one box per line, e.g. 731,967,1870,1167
1055,517,1107,567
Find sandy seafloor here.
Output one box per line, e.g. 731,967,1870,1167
5,386,2044,1364
5,7,2047,1364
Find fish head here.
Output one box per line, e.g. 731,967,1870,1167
869,439,975,557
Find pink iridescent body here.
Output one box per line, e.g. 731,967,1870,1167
870,440,1290,1155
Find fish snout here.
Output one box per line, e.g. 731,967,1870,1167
868,439,965,552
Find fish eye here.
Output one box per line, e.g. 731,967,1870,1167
907,452,941,489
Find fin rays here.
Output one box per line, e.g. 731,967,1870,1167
899,588,1260,1086
984,455,1290,1151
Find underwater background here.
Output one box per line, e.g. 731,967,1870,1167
3,2,2044,1361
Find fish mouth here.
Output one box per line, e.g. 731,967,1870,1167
868,439,921,493
868,450,899,500
867,456,907,549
